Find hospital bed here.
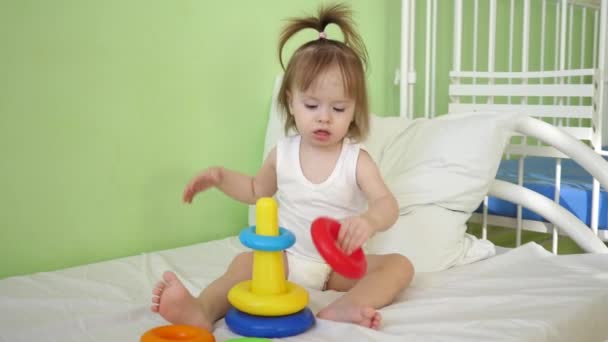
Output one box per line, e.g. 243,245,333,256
1,110,608,341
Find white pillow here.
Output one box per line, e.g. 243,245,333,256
377,112,518,213
363,115,412,161
364,203,496,272
366,112,519,271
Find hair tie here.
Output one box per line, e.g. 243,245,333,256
319,31,327,39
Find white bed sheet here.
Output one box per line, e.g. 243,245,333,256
1,237,607,342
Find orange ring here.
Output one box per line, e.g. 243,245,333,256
140,325,215,342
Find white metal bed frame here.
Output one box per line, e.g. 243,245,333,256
398,0,608,252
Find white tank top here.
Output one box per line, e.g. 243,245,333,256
275,135,367,261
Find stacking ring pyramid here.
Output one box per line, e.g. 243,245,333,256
225,198,315,338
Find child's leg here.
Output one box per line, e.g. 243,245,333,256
152,251,288,330
317,253,414,330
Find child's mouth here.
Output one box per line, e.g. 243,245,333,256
313,129,331,141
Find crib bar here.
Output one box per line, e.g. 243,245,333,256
552,158,563,254
400,0,411,118
473,0,479,104
567,4,574,108
450,84,593,97
450,69,596,78
408,0,416,118
522,0,531,131
516,157,525,247
453,0,462,73
431,0,438,117
554,2,560,107
569,0,601,9
449,103,592,118
560,0,570,121
488,0,497,103
598,0,607,148
552,223,559,252
568,5,574,69
541,0,547,87
523,0,530,74
560,0,568,70
482,195,488,240
508,0,515,105
591,3,605,233
488,0,497,73
471,213,608,240
593,10,598,69
505,145,569,158
591,180,600,234
509,0,515,71
423,0,432,118
508,126,592,140
579,7,587,109
538,2,548,155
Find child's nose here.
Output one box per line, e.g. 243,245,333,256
316,108,331,123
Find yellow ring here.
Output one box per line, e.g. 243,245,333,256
228,280,309,316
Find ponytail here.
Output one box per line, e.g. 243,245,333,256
278,3,368,71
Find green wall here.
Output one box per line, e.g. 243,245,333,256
1,0,598,279
0,0,401,278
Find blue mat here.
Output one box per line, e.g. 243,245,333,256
476,156,608,230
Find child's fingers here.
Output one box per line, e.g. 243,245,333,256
341,228,356,254
346,230,366,254
183,185,196,203
337,220,348,245
345,233,358,255
343,235,353,254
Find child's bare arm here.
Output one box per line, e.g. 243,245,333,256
337,150,399,254
183,148,277,205
356,150,399,232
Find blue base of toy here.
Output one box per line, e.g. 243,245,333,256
225,307,315,338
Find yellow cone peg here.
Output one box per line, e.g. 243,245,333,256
252,197,286,295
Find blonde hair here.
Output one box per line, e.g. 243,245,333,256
277,3,370,142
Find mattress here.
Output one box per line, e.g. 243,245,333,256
1,236,608,341
477,156,608,229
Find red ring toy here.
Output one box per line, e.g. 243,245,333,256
310,217,367,279
140,325,215,342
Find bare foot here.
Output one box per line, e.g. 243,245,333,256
317,303,382,330
151,271,212,331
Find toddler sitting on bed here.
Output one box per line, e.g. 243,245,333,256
151,3,414,331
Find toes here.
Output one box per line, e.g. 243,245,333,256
162,271,178,283
361,307,376,319
152,287,163,296
371,312,382,330
150,304,159,312
152,296,160,304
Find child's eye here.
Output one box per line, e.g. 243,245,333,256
333,107,345,113
305,104,318,110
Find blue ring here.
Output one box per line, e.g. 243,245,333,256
239,226,295,251
225,307,315,338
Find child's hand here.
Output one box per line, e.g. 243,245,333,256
337,216,375,255
182,167,222,203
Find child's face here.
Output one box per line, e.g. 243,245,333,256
288,65,356,149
